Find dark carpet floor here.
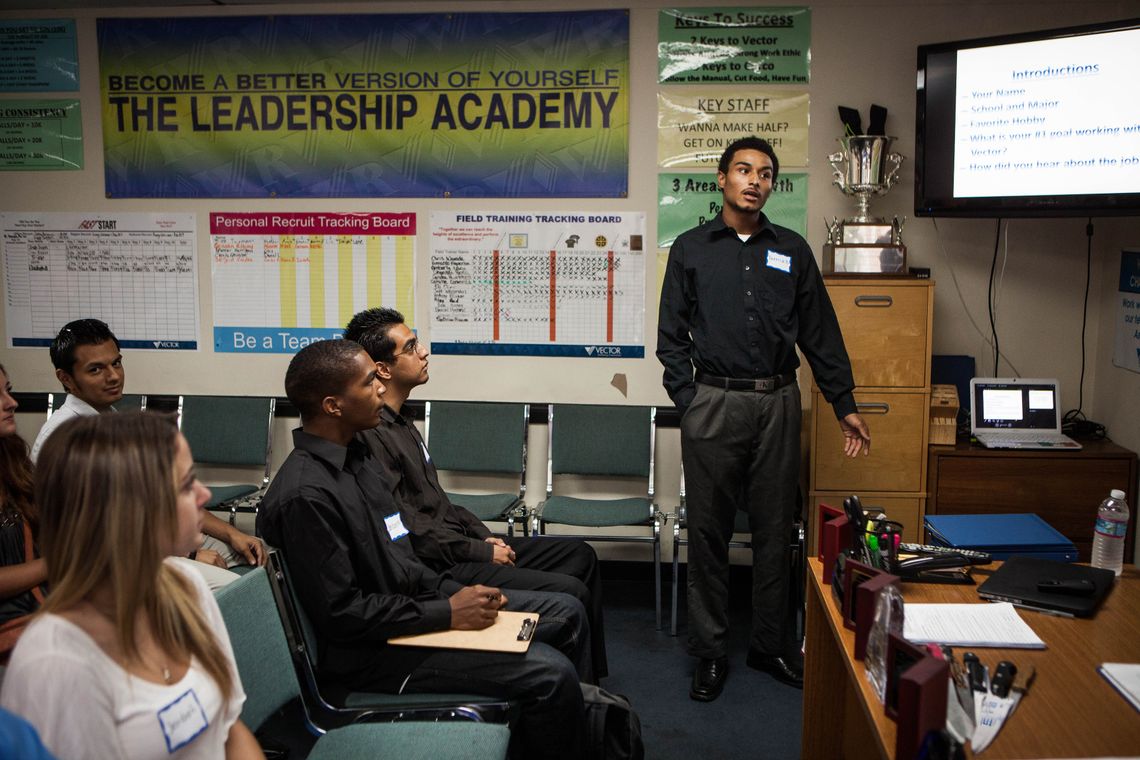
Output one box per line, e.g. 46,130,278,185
600,562,803,760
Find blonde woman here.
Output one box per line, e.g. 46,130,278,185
0,412,263,759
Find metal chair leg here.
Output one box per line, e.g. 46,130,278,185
671,520,681,636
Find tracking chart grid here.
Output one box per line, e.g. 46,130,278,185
3,213,199,349
430,212,645,358
209,212,416,353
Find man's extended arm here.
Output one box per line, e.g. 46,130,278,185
657,240,697,411
362,427,496,565
793,249,858,419
793,250,870,456
201,511,267,566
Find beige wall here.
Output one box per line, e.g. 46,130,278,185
4,0,1139,557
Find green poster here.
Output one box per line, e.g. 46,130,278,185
0,19,79,92
658,171,808,247
0,99,82,170
659,7,810,84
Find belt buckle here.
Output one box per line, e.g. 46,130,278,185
754,378,772,392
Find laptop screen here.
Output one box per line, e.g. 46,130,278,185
973,380,1060,431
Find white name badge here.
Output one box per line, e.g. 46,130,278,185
766,249,792,273
157,689,208,753
385,512,410,541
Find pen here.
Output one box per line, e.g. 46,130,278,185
991,661,1017,698
964,652,987,693
866,534,881,568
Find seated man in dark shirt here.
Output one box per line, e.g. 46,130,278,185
345,307,608,678
257,339,590,759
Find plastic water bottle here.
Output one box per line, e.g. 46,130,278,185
1091,489,1130,577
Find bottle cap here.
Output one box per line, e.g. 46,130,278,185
1110,489,1126,500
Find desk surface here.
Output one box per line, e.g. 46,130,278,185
803,557,1140,759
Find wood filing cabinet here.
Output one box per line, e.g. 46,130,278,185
808,278,934,552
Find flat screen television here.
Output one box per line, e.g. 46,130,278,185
915,19,1140,217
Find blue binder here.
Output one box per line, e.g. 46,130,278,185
924,513,1078,562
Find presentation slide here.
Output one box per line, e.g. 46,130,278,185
982,389,1023,421
953,28,1140,198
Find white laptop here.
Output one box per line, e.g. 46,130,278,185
969,378,1082,450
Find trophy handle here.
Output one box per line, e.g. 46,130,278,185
883,152,905,190
828,151,847,186
825,216,841,244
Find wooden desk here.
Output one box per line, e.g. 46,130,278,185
802,558,1140,759
927,439,1138,562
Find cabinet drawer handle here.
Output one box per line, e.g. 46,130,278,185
856,402,890,414
854,295,893,307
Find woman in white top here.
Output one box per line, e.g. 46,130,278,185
0,412,264,760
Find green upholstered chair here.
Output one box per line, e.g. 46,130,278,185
215,561,511,759
425,401,530,536
114,394,146,412
178,395,275,524
47,392,146,416
670,469,807,639
532,403,664,629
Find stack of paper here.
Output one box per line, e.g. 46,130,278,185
1099,663,1140,712
902,602,1046,648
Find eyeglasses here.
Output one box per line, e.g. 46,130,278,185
395,337,423,358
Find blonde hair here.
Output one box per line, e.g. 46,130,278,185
35,412,233,699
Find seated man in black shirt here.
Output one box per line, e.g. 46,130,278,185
345,307,607,678
257,339,590,759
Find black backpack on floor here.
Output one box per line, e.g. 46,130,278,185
581,683,645,760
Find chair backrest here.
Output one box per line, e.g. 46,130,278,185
179,395,275,472
48,393,146,417
114,394,146,412
426,401,529,492
213,566,301,731
548,403,654,480
270,550,324,671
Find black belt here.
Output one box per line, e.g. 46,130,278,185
695,371,797,392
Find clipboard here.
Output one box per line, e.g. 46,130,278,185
388,611,539,653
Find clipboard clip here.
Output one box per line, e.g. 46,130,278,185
517,617,536,642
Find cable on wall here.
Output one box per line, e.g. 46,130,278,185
988,218,1003,375
1061,219,1105,440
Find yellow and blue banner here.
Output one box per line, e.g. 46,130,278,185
98,12,629,198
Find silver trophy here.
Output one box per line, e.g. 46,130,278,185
824,135,907,274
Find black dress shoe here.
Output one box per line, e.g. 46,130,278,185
746,651,804,688
689,657,729,702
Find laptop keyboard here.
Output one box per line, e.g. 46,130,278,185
978,431,1071,447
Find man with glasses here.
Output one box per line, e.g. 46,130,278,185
344,307,608,679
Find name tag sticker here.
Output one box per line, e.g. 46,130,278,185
385,512,410,541
157,689,208,753
766,250,792,273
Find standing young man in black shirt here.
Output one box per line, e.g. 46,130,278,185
657,136,871,701
345,307,608,678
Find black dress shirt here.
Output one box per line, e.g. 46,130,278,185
360,406,495,568
257,428,463,681
657,212,857,419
